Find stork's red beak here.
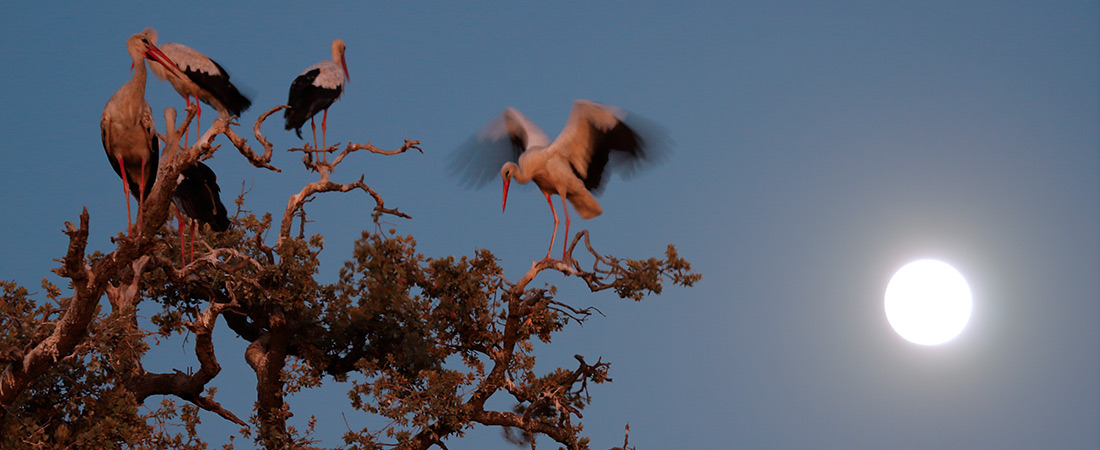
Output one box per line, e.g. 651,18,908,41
341,54,350,82
145,44,181,76
502,178,510,213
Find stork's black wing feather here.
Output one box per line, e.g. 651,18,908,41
184,58,252,117
173,162,230,231
561,106,669,196
579,121,643,193
284,69,342,139
448,109,543,189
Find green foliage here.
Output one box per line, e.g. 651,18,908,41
1,280,212,450
3,180,698,450
0,281,47,366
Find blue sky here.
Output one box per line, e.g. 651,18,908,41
1,1,1097,448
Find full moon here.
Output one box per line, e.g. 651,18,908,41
884,259,973,345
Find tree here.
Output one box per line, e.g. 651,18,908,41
0,104,699,449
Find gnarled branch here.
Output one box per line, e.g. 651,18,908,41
123,300,246,426
274,127,421,245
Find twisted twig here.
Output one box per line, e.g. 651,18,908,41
122,296,247,427
256,104,421,245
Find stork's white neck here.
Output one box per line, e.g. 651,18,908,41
502,162,533,184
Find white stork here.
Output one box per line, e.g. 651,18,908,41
453,100,664,261
145,28,252,145
285,39,349,148
100,29,181,235
172,161,230,265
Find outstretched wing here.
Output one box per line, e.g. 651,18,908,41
552,100,663,194
449,107,550,188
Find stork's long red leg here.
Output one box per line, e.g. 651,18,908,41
118,155,134,236
310,117,318,149
561,196,571,261
545,193,559,260
194,95,201,146
321,108,329,150
137,156,148,235
189,219,197,264
183,96,192,147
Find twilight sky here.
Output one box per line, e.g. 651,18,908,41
1,1,1097,448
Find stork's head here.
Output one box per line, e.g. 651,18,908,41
332,39,350,82
500,162,519,213
127,28,179,76
141,27,158,45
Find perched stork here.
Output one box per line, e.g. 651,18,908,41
100,29,181,235
172,161,230,265
452,100,664,261
285,39,349,148
145,28,252,145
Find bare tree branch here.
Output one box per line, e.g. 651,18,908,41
123,300,247,426
0,210,97,411
277,136,420,245
609,423,633,450
250,105,288,172
472,410,579,449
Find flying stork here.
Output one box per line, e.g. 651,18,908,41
285,39,349,148
453,100,664,261
100,29,181,235
172,161,230,265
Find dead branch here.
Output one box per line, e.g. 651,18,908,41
104,255,152,311
287,138,422,177
169,103,283,173
158,104,198,162
342,139,424,157
276,135,421,246
296,202,311,239
51,209,92,282
244,316,292,443
2,210,100,411
181,247,266,276
511,258,574,294
547,300,603,324
122,300,247,427
250,105,287,172
471,410,579,450
278,176,413,245
609,423,633,450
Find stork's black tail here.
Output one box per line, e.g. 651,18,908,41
220,84,251,118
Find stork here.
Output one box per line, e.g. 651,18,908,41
172,161,230,265
100,29,181,236
453,100,663,261
285,39,349,149
145,28,252,146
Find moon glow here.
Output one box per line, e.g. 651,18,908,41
885,259,973,345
